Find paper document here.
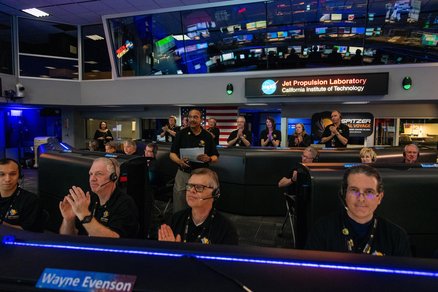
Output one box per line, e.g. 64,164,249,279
180,147,205,162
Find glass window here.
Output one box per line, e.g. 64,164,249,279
104,0,438,77
0,12,13,74
18,18,78,79
82,24,112,80
19,18,78,58
19,55,78,79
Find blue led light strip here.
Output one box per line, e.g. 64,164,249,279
3,237,438,278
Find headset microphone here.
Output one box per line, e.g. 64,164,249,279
198,196,215,201
338,191,349,212
98,180,113,189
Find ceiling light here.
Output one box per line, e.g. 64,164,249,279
245,103,268,106
84,61,98,64
22,8,49,17
342,101,369,104
45,66,56,70
86,34,104,41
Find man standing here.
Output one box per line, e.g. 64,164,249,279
0,158,40,231
170,109,219,213
160,115,179,143
227,116,252,147
59,157,139,238
306,164,411,256
403,143,419,163
158,168,238,245
207,118,220,145
320,110,349,147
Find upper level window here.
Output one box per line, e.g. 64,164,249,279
18,18,78,79
0,12,13,74
82,24,111,80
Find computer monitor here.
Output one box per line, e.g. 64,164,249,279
221,52,234,61
315,27,327,34
352,27,365,34
363,48,376,56
334,46,347,53
265,47,277,53
331,13,342,21
268,32,278,39
277,31,288,38
323,48,332,54
290,46,302,53
348,46,364,54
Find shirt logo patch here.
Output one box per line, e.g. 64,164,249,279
199,140,205,147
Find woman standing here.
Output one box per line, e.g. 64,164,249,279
260,117,281,147
288,123,311,147
94,121,113,151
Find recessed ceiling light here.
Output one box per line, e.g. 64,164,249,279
245,103,268,106
45,66,56,70
86,34,104,41
22,8,49,17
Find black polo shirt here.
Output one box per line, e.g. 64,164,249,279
0,187,39,231
169,208,238,245
260,129,282,147
208,127,220,145
76,188,139,238
171,127,219,170
306,211,411,256
321,123,350,148
227,129,252,147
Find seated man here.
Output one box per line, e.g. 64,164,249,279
158,168,238,245
306,164,411,256
59,157,139,238
0,158,40,231
278,146,319,188
403,143,419,163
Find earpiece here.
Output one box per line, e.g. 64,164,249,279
108,158,118,182
212,187,221,200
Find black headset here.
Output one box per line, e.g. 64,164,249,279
0,158,23,179
107,158,118,182
211,187,221,200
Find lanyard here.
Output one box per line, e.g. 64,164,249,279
0,188,21,225
344,217,378,254
183,209,215,243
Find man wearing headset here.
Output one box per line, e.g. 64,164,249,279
403,143,420,164
305,164,411,256
158,168,238,245
0,158,40,231
59,157,139,238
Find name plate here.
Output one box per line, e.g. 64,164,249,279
36,268,136,291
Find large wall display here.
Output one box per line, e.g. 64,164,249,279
245,73,388,97
105,0,438,77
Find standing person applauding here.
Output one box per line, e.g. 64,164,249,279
260,117,281,147
288,123,312,147
320,110,349,148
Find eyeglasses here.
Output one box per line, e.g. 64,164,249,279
185,183,213,193
347,188,379,200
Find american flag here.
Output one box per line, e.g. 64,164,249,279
181,106,238,145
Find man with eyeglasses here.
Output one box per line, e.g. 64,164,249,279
306,164,411,256
170,109,219,214
158,168,238,245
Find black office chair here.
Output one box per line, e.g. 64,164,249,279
278,190,296,248
152,178,174,220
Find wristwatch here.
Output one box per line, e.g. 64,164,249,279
80,214,93,224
